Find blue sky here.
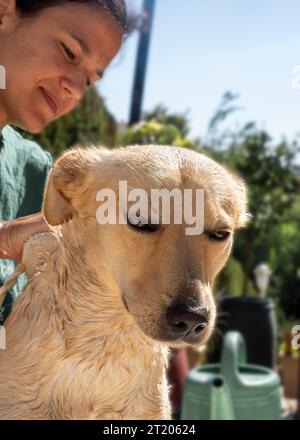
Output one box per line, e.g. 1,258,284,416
99,0,300,142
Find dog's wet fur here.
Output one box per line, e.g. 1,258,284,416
0,145,249,419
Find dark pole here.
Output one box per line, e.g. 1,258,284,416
129,0,156,125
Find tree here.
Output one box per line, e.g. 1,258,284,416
121,104,201,151
203,92,300,307
269,221,300,319
143,104,191,138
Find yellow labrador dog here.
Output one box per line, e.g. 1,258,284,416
0,145,249,419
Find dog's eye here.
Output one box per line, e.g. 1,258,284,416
127,216,159,233
208,230,231,241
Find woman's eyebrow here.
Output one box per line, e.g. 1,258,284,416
71,34,90,55
70,34,104,79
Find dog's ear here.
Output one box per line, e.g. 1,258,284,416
43,147,104,226
230,172,251,229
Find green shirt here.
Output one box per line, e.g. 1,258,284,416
0,125,52,325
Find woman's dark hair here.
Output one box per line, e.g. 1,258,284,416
16,0,128,33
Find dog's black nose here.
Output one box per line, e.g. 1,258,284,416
166,302,208,338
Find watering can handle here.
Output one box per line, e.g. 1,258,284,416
220,331,247,387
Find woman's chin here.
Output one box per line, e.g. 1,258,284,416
27,124,47,134
19,114,50,134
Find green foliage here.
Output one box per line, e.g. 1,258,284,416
121,119,182,145
120,105,201,151
143,104,190,138
268,222,300,319
219,132,299,233
19,87,117,159
207,91,244,139
202,92,300,316
214,257,257,297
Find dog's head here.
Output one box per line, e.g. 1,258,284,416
43,145,250,347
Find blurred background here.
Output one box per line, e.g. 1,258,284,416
21,0,300,419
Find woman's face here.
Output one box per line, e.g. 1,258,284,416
0,3,123,132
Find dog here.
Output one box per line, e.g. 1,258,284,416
0,145,249,419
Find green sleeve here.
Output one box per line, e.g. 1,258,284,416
0,125,53,324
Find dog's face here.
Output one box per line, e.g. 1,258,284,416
43,145,249,347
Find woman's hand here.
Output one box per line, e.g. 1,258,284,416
0,213,51,261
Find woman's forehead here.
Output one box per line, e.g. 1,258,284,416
31,4,122,62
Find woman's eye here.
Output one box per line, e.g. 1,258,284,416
208,230,231,241
127,216,159,234
61,43,76,61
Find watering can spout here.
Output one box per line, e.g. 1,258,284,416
210,377,235,420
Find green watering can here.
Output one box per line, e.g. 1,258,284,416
181,331,281,420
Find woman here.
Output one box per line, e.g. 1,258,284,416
0,0,127,323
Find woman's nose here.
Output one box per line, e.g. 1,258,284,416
59,74,86,101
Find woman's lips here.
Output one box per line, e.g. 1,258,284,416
40,87,59,115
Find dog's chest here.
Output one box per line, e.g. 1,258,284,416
48,342,169,419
